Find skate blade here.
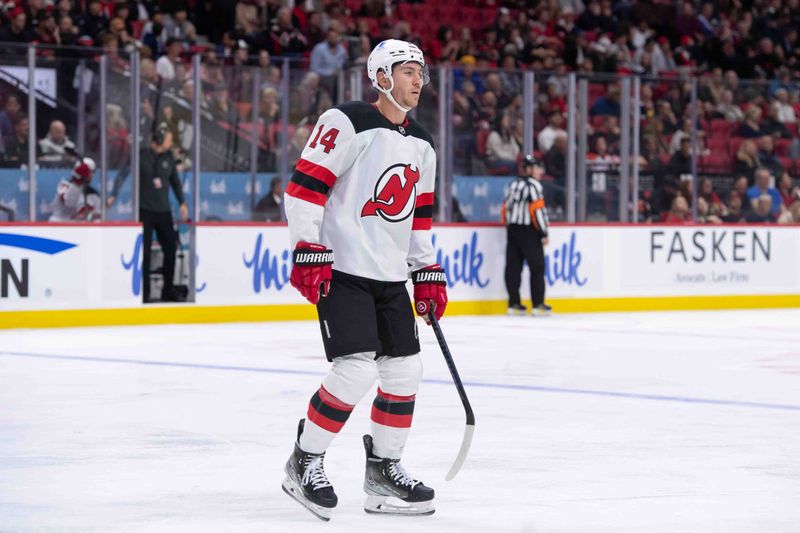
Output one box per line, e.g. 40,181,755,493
507,309,527,316
281,476,333,521
363,495,435,516
532,309,552,317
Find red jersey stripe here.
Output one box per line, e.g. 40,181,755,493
412,218,432,231
296,158,338,188
416,192,434,207
371,405,414,428
286,181,327,207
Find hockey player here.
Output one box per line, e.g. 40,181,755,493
49,158,101,222
502,154,552,316
281,39,447,521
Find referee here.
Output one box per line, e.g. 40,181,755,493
502,154,551,316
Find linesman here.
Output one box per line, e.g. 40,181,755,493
502,154,551,316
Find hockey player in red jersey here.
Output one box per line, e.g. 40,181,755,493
281,39,447,521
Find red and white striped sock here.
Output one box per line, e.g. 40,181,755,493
299,385,355,454
370,387,416,459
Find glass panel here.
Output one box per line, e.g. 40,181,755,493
35,49,103,222
104,47,136,222
637,75,700,223
0,44,32,221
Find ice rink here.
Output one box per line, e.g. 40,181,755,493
1,309,799,533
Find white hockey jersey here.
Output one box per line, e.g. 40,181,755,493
49,179,100,222
284,101,437,282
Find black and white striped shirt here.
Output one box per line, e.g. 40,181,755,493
502,176,549,236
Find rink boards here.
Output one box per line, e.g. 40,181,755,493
1,223,799,327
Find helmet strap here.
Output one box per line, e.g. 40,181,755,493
377,70,410,114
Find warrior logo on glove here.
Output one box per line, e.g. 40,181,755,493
361,164,420,222
412,264,448,323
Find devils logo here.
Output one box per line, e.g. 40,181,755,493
361,164,420,222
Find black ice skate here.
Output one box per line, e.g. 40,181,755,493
532,303,552,316
281,419,337,521
362,434,435,516
507,303,528,316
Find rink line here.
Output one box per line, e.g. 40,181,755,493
2,350,800,413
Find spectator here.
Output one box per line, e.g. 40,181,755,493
661,195,691,223
756,135,784,178
287,126,311,170
259,87,280,124
156,37,183,81
697,196,722,224
163,5,197,43
2,116,33,166
720,191,745,223
270,6,308,57
537,110,566,153
643,118,671,157
0,96,22,139
252,176,283,222
735,106,764,138
453,55,485,94
544,133,568,208
207,85,238,124
655,99,679,135
747,168,782,216
777,172,797,209
432,26,459,63
58,15,79,48
731,175,752,212
81,0,109,42
715,89,744,121
38,120,77,166
744,194,775,223
772,89,797,123
762,102,794,140
669,120,705,155
35,10,61,47
589,84,621,117
0,7,32,45
732,139,759,183
309,28,347,102
108,16,136,54
667,137,693,183
485,112,520,175
698,178,725,217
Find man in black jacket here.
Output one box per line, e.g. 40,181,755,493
140,124,188,302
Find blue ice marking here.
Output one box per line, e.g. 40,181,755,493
2,351,799,412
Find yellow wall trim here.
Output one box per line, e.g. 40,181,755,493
1,294,799,329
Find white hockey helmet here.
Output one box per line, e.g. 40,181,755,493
72,157,96,183
367,39,429,112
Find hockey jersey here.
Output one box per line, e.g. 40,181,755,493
284,101,437,282
502,176,549,237
49,179,100,222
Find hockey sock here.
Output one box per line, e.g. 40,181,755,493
299,385,355,454
370,388,416,459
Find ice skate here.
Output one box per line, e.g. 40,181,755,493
507,303,528,316
282,419,337,521
532,303,552,316
362,434,435,516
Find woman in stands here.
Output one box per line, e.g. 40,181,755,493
485,111,521,175
733,139,759,183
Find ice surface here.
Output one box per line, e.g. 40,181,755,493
1,309,799,533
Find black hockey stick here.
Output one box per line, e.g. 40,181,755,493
428,312,475,481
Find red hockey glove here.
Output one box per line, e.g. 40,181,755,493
290,242,333,305
412,264,448,324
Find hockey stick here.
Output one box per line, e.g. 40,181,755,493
428,312,475,481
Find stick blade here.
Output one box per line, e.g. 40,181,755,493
445,423,475,481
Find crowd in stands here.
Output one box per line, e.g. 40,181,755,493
0,0,799,223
